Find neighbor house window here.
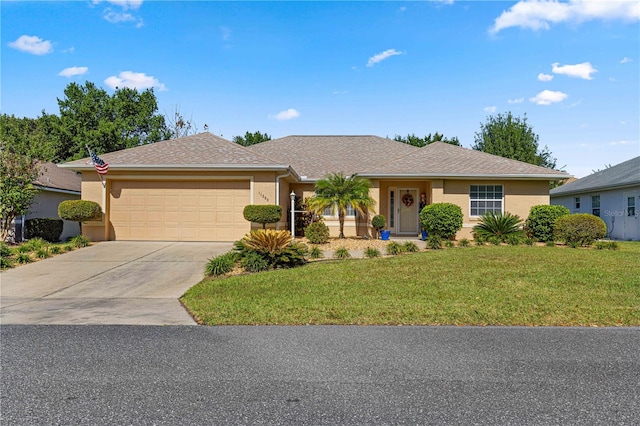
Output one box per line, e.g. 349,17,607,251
470,185,503,216
628,197,636,217
322,204,355,217
574,197,581,210
592,195,600,217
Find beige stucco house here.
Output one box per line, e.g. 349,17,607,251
61,132,569,242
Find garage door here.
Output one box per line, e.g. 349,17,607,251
109,180,250,241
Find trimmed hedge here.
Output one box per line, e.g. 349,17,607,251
419,203,463,239
554,213,606,246
58,200,102,222
305,221,330,244
525,205,570,242
25,218,63,242
243,205,282,229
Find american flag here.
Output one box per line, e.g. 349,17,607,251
89,149,109,175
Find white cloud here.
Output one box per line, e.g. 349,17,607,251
103,9,143,27
332,90,348,95
58,66,89,77
530,90,568,105
93,0,143,10
609,140,634,146
552,62,597,80
8,35,53,55
367,49,404,67
270,108,300,121
508,97,525,104
620,57,632,64
220,26,232,41
104,71,167,91
484,106,497,113
399,6,407,12
490,0,640,33
537,72,554,82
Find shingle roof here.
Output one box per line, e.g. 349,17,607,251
33,162,81,193
361,142,569,178
61,133,288,171
550,156,640,196
248,135,419,179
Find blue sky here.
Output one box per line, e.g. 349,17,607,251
2,0,638,177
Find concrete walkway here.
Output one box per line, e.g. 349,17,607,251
0,241,232,325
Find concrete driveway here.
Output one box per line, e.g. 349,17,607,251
0,241,233,325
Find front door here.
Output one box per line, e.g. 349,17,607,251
623,191,639,240
398,188,419,235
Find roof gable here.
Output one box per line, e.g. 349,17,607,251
550,156,640,196
62,132,285,170
248,135,419,179
34,162,81,192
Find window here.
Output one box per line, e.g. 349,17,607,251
628,197,636,217
574,197,581,210
470,185,503,216
592,195,600,217
322,204,355,217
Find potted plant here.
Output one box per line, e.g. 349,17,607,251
371,214,386,239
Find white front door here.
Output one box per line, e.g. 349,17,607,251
397,188,419,235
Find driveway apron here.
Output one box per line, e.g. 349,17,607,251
0,241,232,325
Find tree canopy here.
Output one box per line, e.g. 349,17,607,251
307,173,375,238
472,112,557,170
232,131,271,147
393,132,461,147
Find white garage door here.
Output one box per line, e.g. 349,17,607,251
109,180,250,241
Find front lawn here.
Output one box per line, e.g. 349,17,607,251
182,242,640,326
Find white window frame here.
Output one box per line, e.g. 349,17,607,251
469,185,504,217
574,197,581,210
591,195,600,217
322,203,356,217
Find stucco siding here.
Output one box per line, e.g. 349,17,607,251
26,191,81,241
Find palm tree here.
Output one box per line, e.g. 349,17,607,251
307,173,376,238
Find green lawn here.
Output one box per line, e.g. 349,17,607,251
181,243,640,326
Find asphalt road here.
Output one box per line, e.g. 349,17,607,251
2,326,639,425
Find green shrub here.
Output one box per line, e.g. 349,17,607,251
243,205,282,229
473,211,523,242
525,205,570,242
524,238,535,246
70,235,90,248
506,234,521,246
419,203,463,239
403,241,420,253
606,241,619,250
235,230,308,269
0,257,14,269
16,253,32,264
333,247,351,259
58,200,102,222
205,252,236,276
25,218,63,242
364,247,381,258
545,240,556,247
17,244,32,253
386,241,404,255
25,237,48,251
488,236,502,245
0,242,12,257
36,247,51,259
305,221,330,244
309,246,324,259
371,215,386,238
241,252,271,273
554,214,606,247
459,238,470,247
49,245,63,255
594,241,606,250
445,240,455,248
426,235,443,250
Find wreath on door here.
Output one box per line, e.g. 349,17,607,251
402,193,414,207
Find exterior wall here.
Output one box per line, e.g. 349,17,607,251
551,186,640,241
26,190,81,242
440,179,550,240
81,170,280,241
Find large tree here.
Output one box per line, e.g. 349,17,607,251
307,173,375,239
56,81,170,160
233,131,271,147
394,132,461,147
472,112,557,170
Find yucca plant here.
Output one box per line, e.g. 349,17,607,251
403,241,420,253
205,252,236,276
472,211,523,243
243,229,292,253
459,238,470,247
426,235,443,250
309,245,324,259
235,230,307,269
333,247,351,259
386,241,404,256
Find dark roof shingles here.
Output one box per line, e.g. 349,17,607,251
550,156,640,195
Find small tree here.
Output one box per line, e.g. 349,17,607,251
371,215,386,239
0,152,41,241
419,203,463,239
243,205,282,229
58,200,102,233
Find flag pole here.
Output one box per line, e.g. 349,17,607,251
86,145,106,188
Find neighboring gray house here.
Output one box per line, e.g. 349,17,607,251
550,156,640,241
13,162,81,242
